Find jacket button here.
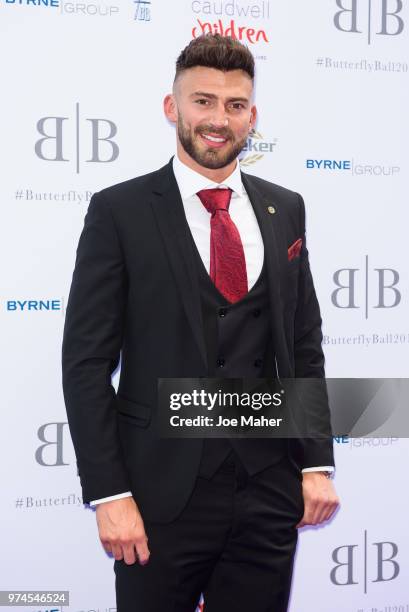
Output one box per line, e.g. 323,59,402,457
253,308,261,317
219,308,228,317
216,358,225,368
254,358,263,367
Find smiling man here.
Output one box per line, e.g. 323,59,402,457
62,34,339,612
173,73,253,173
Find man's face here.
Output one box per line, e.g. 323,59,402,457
169,66,256,170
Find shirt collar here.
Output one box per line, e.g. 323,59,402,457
172,152,244,200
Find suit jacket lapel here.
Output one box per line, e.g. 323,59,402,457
240,170,292,374
150,158,208,371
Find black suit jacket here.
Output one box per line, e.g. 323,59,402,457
62,157,334,522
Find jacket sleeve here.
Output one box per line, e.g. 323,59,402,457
62,191,131,504
293,193,335,469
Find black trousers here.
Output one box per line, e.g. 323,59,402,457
114,451,304,612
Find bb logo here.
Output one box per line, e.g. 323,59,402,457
35,102,119,174
330,530,400,593
35,422,70,467
331,256,401,319
334,0,404,45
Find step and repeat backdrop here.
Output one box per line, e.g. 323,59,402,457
1,1,408,611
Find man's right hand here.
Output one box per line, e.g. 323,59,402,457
95,496,150,565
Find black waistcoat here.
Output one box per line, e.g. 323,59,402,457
185,228,286,478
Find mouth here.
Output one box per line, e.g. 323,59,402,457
199,132,229,149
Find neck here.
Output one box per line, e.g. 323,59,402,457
176,142,237,184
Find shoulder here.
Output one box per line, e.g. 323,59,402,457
242,171,300,201
95,163,166,205
241,171,304,220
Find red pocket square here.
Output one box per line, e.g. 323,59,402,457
288,238,302,261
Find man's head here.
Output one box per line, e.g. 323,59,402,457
164,34,257,178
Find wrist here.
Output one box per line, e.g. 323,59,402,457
303,470,333,479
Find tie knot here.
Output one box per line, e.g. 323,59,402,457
196,188,233,216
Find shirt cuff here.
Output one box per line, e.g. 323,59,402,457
301,466,335,473
89,491,133,506
89,468,335,504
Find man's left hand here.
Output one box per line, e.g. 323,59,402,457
296,472,340,528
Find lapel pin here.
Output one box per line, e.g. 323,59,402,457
267,205,276,214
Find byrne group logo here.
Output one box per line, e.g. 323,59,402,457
306,158,400,176
330,530,400,594
35,102,119,174
3,0,120,16
335,435,400,448
239,130,278,166
348,436,399,448
334,0,405,45
6,299,63,313
191,0,270,44
3,0,59,7
331,255,401,319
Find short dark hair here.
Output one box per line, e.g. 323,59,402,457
174,34,255,83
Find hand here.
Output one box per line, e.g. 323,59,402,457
95,496,150,565
296,472,340,528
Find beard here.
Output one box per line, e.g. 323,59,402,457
177,113,248,170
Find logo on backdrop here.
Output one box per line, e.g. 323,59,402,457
191,0,271,18
3,0,120,16
191,1,270,43
5,299,63,312
34,103,119,174
330,530,400,593
334,0,405,45
306,159,400,176
347,436,399,447
239,130,278,166
334,435,400,448
2,0,59,6
192,18,269,42
331,256,401,318
11,423,82,511
35,423,70,467
133,0,151,21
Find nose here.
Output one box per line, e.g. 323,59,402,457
208,102,228,129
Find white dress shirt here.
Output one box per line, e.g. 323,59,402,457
89,154,333,506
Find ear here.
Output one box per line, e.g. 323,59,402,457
163,93,178,124
249,104,257,131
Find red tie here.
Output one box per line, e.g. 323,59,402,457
196,188,248,303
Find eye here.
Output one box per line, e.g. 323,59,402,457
195,99,210,105
230,103,245,110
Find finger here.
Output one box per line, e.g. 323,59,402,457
314,495,340,524
111,543,124,561
314,496,335,524
135,536,150,565
313,504,329,525
122,543,138,565
302,500,318,526
322,499,340,522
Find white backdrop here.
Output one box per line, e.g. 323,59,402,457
1,1,408,611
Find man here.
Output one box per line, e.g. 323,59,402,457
62,34,339,612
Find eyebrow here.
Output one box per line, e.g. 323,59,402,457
190,91,249,103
